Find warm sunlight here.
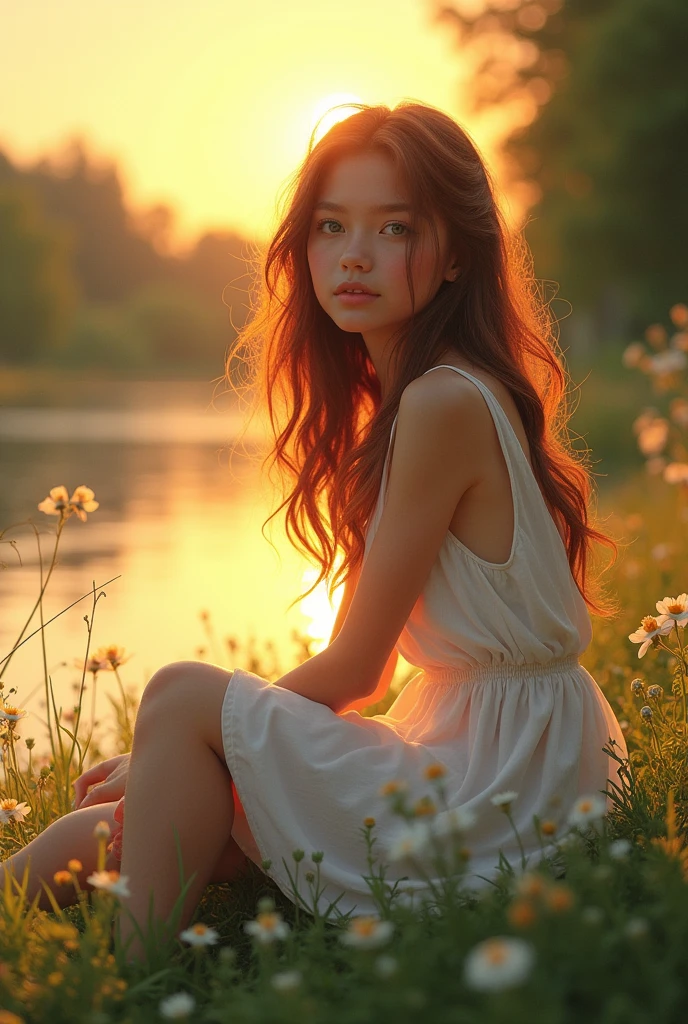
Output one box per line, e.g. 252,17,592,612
299,566,344,653
309,93,365,146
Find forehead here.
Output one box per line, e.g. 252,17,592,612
314,150,409,208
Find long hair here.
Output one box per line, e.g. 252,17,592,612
223,101,616,615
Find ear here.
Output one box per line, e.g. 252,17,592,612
444,260,461,283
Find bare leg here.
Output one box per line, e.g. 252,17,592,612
0,799,250,914
1,802,121,911
115,661,238,960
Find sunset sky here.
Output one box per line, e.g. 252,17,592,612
2,0,507,252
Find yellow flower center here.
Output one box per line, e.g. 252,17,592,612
192,924,207,934
2,707,20,716
352,917,377,937
667,602,684,614
641,616,659,632
484,940,508,965
0,799,18,811
579,800,592,813
258,913,279,931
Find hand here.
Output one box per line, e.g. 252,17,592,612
73,753,130,810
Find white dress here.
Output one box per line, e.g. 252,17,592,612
221,366,628,915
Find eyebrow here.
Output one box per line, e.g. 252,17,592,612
313,201,412,213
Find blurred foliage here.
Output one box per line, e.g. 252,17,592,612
437,0,688,332
0,181,81,362
0,139,254,373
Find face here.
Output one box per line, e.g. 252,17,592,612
306,150,459,360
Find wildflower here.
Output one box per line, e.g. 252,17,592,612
647,350,688,375
179,922,219,946
645,324,667,348
379,780,408,797
93,820,111,840
38,485,99,522
582,906,604,925
340,916,394,949
270,970,302,992
640,705,653,720
637,418,669,456
244,911,290,944
463,936,535,992
664,463,688,485
647,685,663,699
159,992,196,1019
490,790,518,812
630,678,644,694
507,899,537,928
53,870,73,886
413,796,437,817
375,954,398,978
0,799,31,824
514,872,548,899
67,859,83,873
86,869,131,898
670,303,688,328
625,917,649,939
78,654,110,675
363,816,376,828
609,839,632,859
622,342,645,368
386,820,431,862
0,705,27,723
423,762,447,781
432,805,477,838
655,594,688,626
0,1012,24,1024
540,820,557,837
567,794,607,829
670,397,688,428
545,884,575,912
628,615,673,657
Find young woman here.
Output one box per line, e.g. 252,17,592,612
1,102,628,958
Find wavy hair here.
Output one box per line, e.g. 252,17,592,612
222,101,616,616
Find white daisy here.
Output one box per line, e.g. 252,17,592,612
244,911,290,945
609,838,632,860
85,870,131,898
179,922,219,946
159,991,196,1019
655,594,688,626
0,799,31,824
0,705,28,723
431,806,477,839
464,936,535,991
340,916,394,950
567,794,608,829
386,821,431,862
628,615,673,657
270,970,302,992
490,791,519,811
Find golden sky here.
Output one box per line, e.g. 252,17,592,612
2,0,508,251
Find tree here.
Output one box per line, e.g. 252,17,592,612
0,181,80,361
437,0,688,336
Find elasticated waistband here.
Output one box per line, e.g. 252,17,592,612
422,653,582,686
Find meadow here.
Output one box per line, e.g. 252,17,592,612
1,308,688,1023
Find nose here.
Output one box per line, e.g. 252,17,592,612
339,238,373,273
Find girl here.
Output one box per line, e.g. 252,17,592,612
1,102,628,959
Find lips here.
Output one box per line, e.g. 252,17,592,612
334,283,380,296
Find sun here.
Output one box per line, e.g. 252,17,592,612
299,566,344,654
310,92,365,146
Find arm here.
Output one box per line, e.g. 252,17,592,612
273,374,485,713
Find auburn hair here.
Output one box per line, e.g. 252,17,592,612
222,101,617,616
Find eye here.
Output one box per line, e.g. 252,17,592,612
382,222,411,236
315,218,343,233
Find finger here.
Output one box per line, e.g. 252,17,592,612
73,758,120,804
78,785,112,810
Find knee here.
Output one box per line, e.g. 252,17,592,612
138,660,199,717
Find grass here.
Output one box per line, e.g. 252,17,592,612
2,330,688,1022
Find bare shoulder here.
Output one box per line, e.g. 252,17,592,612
394,365,497,462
